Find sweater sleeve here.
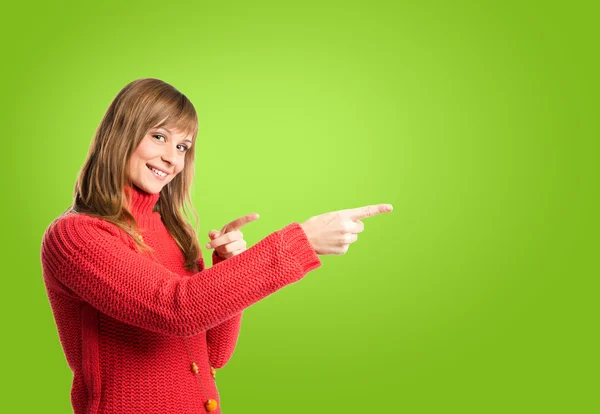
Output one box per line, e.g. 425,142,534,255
207,311,242,369
211,249,226,266
205,251,242,369
40,214,321,337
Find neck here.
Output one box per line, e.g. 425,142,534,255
124,185,161,227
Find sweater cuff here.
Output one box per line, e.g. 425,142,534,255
279,222,322,274
212,249,225,265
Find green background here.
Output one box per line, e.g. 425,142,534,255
2,0,598,412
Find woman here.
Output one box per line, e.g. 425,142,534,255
40,78,393,413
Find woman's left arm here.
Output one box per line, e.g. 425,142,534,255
201,215,260,368
204,231,247,369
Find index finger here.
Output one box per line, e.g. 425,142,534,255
221,213,260,233
341,204,393,221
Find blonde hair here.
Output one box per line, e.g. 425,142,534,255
67,78,202,271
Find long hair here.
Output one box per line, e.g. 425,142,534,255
66,78,202,271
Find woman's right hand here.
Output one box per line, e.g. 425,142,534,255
300,204,393,256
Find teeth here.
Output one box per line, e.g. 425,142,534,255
147,165,167,177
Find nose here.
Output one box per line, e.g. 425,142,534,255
161,144,179,167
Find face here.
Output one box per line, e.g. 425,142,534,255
126,126,193,194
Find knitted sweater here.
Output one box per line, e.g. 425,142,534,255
40,185,322,413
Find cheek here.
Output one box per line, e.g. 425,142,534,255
133,140,156,160
176,159,186,175
126,156,136,173
128,153,144,170
129,142,156,171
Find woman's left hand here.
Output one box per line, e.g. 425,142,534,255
205,213,260,259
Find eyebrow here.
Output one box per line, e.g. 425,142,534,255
155,127,193,144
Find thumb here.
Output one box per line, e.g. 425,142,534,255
209,230,220,239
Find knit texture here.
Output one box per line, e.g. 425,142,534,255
40,185,322,413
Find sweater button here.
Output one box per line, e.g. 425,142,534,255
210,366,216,379
205,399,218,411
137,234,143,242
191,362,199,374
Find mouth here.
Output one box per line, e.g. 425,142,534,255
146,164,169,179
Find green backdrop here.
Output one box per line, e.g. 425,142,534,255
2,0,598,413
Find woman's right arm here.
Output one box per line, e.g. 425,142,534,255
40,214,321,337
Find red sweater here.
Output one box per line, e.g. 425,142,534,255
40,185,322,413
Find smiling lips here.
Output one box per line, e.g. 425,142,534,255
146,164,170,180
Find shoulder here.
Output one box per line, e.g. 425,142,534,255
44,212,116,238
42,212,135,257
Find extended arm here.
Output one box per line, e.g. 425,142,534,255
40,214,321,337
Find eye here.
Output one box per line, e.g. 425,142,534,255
153,134,188,152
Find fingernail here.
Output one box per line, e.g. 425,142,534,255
385,205,393,212
205,243,211,249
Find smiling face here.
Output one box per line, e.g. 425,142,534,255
126,126,194,194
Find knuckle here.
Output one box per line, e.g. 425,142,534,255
352,220,364,233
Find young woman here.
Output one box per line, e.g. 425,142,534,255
40,78,393,413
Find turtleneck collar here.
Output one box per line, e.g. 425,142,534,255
124,185,161,229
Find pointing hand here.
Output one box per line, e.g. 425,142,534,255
300,204,393,256
205,213,260,259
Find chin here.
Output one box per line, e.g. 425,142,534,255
136,181,163,194
147,185,164,194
